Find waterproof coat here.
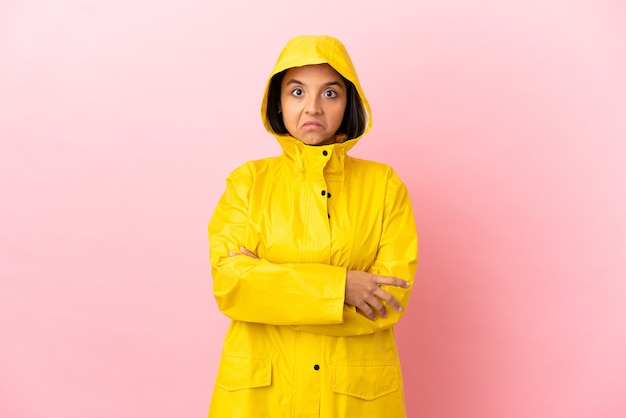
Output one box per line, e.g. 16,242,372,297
208,35,418,418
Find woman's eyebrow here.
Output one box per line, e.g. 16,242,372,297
285,79,345,88
324,80,345,89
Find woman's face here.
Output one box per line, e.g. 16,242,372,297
280,64,347,146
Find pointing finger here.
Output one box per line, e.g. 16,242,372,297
376,275,410,288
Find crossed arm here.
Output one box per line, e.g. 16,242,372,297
209,164,417,336
231,246,410,321
229,247,410,321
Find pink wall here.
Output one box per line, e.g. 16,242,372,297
1,1,625,417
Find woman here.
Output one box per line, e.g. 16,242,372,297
208,35,418,418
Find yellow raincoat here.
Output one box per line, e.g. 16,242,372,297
208,35,418,418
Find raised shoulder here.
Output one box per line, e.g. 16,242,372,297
226,156,281,184
226,160,255,184
347,157,406,187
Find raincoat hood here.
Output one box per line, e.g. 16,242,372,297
261,35,372,156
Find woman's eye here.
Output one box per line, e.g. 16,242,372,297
291,88,303,96
324,90,337,98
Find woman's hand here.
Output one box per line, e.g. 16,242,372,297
345,270,409,321
229,246,259,259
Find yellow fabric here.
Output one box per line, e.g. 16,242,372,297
208,35,418,418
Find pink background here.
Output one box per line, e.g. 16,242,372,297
1,1,625,417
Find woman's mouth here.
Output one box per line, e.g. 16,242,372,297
301,121,324,130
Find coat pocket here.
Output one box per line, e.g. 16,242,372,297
332,362,399,400
215,353,272,391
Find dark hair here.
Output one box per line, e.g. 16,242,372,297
266,69,367,141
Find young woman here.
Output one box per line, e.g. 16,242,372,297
208,35,418,418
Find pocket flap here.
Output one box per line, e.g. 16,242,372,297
333,362,399,400
216,353,272,391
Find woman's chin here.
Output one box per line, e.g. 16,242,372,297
293,133,334,146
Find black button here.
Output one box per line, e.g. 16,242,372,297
313,364,320,371
322,150,328,156
321,190,326,196
327,193,332,198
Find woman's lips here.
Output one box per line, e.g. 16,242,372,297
301,121,324,130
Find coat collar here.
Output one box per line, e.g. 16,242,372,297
275,134,359,180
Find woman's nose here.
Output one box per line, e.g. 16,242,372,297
304,96,322,114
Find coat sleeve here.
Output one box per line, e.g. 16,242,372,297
209,163,347,325
290,169,418,336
